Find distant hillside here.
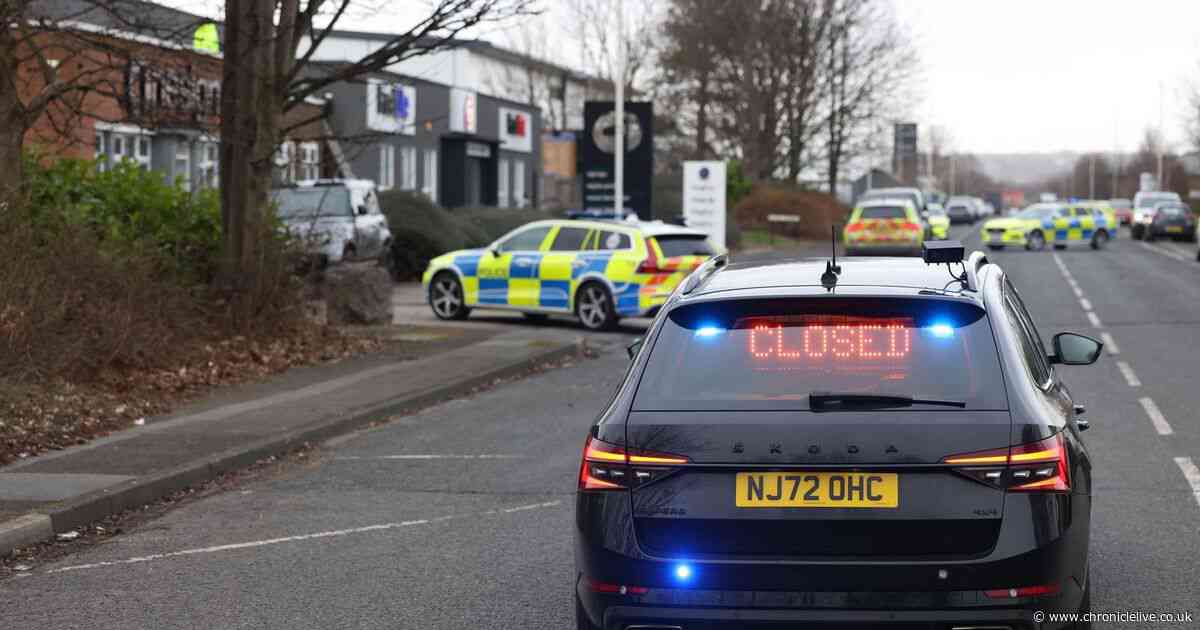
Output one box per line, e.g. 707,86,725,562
975,152,1082,184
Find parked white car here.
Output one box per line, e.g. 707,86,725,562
272,179,392,266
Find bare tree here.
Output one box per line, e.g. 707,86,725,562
564,0,658,96
218,0,534,309
488,15,568,130
822,0,916,193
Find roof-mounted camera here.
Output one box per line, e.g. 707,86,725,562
922,240,965,264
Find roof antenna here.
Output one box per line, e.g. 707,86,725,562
820,224,841,291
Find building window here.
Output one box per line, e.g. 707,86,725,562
498,158,509,207
379,145,395,189
199,141,218,189
94,132,106,171
376,83,395,116
135,136,151,169
275,140,296,182
422,149,438,203
174,143,191,190
401,146,417,190
512,160,526,208
111,134,127,161
299,142,320,180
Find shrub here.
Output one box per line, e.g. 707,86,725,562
25,156,222,282
379,190,556,279
734,185,850,240
379,190,479,253
0,211,200,382
455,206,554,241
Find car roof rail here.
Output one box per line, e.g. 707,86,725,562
965,250,989,292
680,253,728,295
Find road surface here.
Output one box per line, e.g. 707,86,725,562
3,223,1198,628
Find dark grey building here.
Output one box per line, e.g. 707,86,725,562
311,63,541,209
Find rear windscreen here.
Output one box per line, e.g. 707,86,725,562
1137,194,1178,208
654,235,715,257
859,206,907,220
633,298,1007,411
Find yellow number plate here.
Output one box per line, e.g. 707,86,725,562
735,472,898,508
1166,226,1184,233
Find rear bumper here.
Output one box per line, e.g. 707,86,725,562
981,230,1028,246
576,491,1090,630
844,243,922,256
590,598,1078,630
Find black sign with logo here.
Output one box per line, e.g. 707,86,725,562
581,101,654,219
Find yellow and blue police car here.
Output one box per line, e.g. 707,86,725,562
842,198,926,256
981,202,1118,251
422,219,718,330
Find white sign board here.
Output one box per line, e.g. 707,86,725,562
683,161,727,251
365,80,416,135
767,213,800,223
498,107,532,153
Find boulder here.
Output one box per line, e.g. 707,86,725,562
306,262,392,325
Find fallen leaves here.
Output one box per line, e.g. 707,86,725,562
0,324,382,466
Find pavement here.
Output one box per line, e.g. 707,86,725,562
3,224,1200,628
0,311,596,556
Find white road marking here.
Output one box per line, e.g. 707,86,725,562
1100,332,1120,355
1137,240,1189,262
1079,298,1093,311
334,454,527,460
43,500,562,575
1071,285,1084,298
1175,457,1200,510
1138,397,1174,436
1086,311,1102,328
1116,361,1141,387
1163,242,1196,257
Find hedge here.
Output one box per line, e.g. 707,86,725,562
379,190,558,280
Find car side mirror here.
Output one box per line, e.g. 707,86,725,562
357,205,368,216
1048,332,1102,365
626,337,643,360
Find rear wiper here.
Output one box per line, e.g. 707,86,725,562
809,392,966,411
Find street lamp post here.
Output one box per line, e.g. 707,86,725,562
613,2,624,219
1088,155,1095,200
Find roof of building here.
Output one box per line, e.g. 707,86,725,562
33,0,212,48
323,28,608,87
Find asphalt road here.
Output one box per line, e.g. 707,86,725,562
3,223,1199,629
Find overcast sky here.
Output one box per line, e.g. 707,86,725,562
896,0,1200,155
161,0,1200,156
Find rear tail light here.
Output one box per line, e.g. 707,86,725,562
901,222,921,232
636,238,663,274
579,435,689,490
984,582,1061,599
943,432,1070,492
585,578,649,595
845,222,866,233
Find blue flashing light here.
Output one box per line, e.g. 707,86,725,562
694,326,724,338
674,564,693,581
927,323,955,339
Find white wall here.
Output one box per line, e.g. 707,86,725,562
302,35,599,129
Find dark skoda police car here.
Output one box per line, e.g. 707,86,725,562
575,243,1101,630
